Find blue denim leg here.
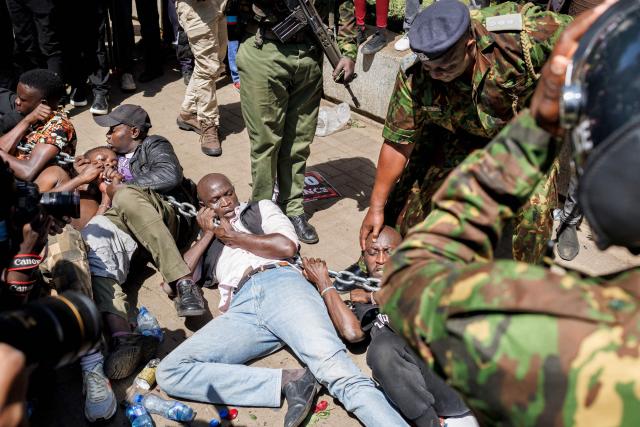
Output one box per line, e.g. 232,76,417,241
253,267,409,427
227,39,240,84
156,280,284,407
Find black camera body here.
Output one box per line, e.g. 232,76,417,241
0,291,102,367
14,180,80,223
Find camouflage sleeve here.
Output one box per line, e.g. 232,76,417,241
336,0,357,61
378,110,556,322
523,4,573,71
381,68,424,145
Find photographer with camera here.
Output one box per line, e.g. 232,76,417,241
0,160,103,425
0,69,76,184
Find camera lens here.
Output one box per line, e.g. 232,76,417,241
0,291,102,367
40,191,81,219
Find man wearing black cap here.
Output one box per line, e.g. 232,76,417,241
360,0,571,263
81,104,202,380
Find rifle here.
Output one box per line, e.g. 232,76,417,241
272,0,361,108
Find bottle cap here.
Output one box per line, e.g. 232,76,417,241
209,419,221,427
218,408,229,419
133,394,144,404
139,306,148,315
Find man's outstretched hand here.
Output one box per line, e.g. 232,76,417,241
301,257,333,291
530,0,617,136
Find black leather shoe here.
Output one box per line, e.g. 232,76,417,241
104,333,159,380
362,29,387,55
174,278,205,317
89,93,109,115
283,368,320,427
557,224,579,261
288,215,319,244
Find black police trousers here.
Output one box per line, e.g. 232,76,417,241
367,326,470,427
6,0,63,78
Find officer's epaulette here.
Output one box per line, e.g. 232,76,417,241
400,52,419,73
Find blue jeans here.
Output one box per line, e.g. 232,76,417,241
157,267,408,427
227,39,239,84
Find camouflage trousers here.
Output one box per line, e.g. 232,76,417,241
39,224,93,297
385,127,558,263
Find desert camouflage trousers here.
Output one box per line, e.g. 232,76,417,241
385,126,558,263
39,224,93,297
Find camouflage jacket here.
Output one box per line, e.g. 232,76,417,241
245,0,357,60
382,2,571,146
378,110,640,426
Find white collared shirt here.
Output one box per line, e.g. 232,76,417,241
214,200,299,310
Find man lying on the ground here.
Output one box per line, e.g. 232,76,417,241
79,104,201,386
38,146,119,229
0,69,76,182
302,226,479,427
157,173,409,427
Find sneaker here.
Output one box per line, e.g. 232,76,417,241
90,93,109,115
394,34,410,51
70,87,88,107
121,73,136,92
233,81,241,92
356,25,367,45
174,278,206,317
83,362,117,422
362,29,387,55
104,333,159,380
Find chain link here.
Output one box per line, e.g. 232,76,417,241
17,142,75,166
165,195,198,218
294,259,381,292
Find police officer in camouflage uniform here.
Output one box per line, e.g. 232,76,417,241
237,0,357,244
377,1,640,424
360,0,571,263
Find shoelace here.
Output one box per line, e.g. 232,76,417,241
179,282,200,300
85,368,109,402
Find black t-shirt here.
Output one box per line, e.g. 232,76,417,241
352,302,392,338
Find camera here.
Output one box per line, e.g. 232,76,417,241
14,180,80,223
0,291,102,367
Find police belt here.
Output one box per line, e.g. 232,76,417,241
245,22,308,43
233,261,292,295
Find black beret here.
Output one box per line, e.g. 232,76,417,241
408,0,471,60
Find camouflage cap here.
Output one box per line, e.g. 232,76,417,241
408,0,470,60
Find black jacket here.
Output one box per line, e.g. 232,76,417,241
0,88,21,135
129,135,198,207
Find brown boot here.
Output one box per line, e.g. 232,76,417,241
176,110,201,134
200,122,222,156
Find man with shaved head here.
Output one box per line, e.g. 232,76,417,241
302,227,478,427
158,173,408,427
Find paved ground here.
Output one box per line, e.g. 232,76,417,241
34,61,640,427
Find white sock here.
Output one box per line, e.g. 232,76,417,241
444,413,480,427
80,351,104,372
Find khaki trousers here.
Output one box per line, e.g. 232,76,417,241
176,0,228,126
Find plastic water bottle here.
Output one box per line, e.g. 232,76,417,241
134,394,196,422
136,306,163,341
315,102,351,136
125,404,154,427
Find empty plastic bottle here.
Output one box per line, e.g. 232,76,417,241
125,404,154,427
134,394,196,422
136,306,163,341
315,102,351,137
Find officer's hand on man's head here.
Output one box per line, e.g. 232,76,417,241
530,0,617,136
333,58,356,83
